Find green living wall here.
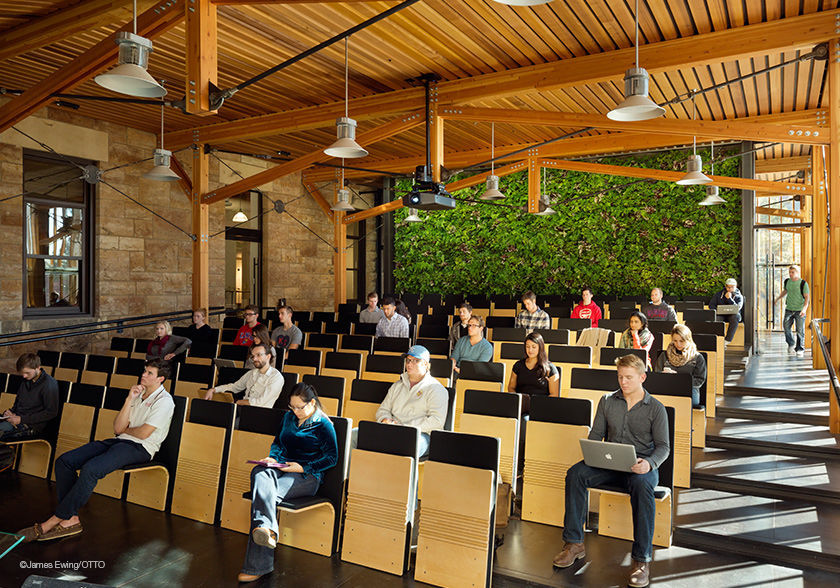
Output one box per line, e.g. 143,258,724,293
394,148,741,298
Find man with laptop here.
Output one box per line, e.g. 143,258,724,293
553,354,669,588
709,277,744,346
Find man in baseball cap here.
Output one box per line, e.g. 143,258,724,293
375,344,448,457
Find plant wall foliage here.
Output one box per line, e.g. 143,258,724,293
394,148,742,298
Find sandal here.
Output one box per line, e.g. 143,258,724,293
15,523,44,544
38,522,83,541
251,527,276,549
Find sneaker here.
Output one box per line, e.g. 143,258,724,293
629,560,650,587
796,350,805,357
787,346,796,355
552,542,585,568
252,527,277,549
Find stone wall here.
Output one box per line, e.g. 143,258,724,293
0,102,348,370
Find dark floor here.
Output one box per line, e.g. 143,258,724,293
0,473,835,588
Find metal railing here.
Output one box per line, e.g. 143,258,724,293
811,318,840,409
0,307,225,348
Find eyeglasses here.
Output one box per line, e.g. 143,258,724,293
288,403,309,411
405,356,423,365
244,312,256,317
467,323,480,328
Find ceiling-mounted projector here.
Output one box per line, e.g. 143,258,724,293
402,165,457,210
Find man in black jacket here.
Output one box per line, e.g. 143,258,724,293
709,278,745,346
1,353,59,441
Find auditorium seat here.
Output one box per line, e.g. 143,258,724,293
338,334,374,368
52,352,86,383
111,357,145,389
373,336,410,356
3,384,69,478
320,352,363,389
80,354,115,386
597,347,647,370
454,360,505,430
284,349,322,378
302,374,345,416
415,337,450,359
173,363,215,400
37,349,60,376
107,336,134,359
343,379,391,426
548,345,593,391
361,354,402,383
50,383,104,481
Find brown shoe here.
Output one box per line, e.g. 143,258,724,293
15,523,44,544
251,527,276,549
629,560,650,587
552,542,585,568
38,522,83,541
237,572,264,583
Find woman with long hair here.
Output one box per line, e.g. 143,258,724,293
654,324,707,408
146,321,191,362
617,311,653,366
507,332,560,398
238,382,338,583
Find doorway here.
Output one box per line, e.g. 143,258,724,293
225,190,263,310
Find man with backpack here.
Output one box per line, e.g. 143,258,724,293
776,265,810,356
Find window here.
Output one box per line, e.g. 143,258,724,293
23,150,93,316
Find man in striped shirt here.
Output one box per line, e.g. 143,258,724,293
515,291,551,334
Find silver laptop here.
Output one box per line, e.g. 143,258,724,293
213,357,238,369
580,439,637,472
715,304,739,315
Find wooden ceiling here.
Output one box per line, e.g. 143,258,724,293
0,0,837,183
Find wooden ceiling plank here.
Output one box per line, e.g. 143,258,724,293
202,108,423,203
0,0,184,133
0,0,157,63
646,0,680,40
166,9,840,148
440,106,828,145
755,155,811,173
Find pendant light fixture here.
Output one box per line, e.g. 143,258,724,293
535,168,556,215
331,159,356,211
231,207,249,223
143,98,180,182
405,208,423,222
324,37,368,159
607,0,664,121
94,0,166,98
699,141,726,205
481,122,505,200
677,94,712,185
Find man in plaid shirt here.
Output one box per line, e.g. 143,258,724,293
376,296,409,338
515,291,551,334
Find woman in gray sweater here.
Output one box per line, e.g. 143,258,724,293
146,321,191,362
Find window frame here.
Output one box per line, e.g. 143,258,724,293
22,149,95,318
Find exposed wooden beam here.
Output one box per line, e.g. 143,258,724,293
304,132,702,182
441,107,827,145
0,0,157,63
811,146,827,370
539,158,813,195
185,0,219,116
445,161,528,193
828,38,840,433
301,179,335,221
213,0,384,3
754,206,805,219
169,153,193,200
203,110,424,204
168,9,840,148
0,0,184,134
756,155,812,174
343,198,403,225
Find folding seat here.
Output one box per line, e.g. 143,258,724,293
217,344,250,368
372,336,410,356
220,329,239,343
186,337,219,366
110,357,146,389
173,362,215,400
429,358,453,388
488,327,527,346
521,396,591,526
338,334,374,368
296,319,323,334
224,316,245,329
37,350,60,376
485,316,515,333
131,338,153,360
338,302,358,315
489,295,517,317
565,367,617,423
305,333,340,363
352,322,376,336
284,349,322,378
414,430,500,588
3,384,69,478
547,345,593,392
417,323,449,339
323,320,353,335
597,347,647,370
343,379,391,426
50,383,105,481
320,351,363,387
415,337,450,359
107,336,134,359
170,399,236,524
643,372,694,488
342,421,421,574
53,352,87,383
302,374,345,416
80,354,115,386
361,354,402,383
214,366,249,403
454,361,505,430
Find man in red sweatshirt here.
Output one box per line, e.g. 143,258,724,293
571,287,602,327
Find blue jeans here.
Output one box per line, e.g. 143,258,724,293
241,465,321,576
563,460,659,562
54,438,150,519
783,309,805,351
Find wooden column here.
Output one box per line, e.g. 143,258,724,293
801,182,813,350
811,147,827,369
527,156,540,213
192,145,210,313
185,0,218,115
829,39,840,432
333,186,347,311
431,115,444,183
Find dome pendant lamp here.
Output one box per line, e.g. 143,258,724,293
699,141,726,205
535,168,556,215
143,98,180,182
94,0,166,98
677,94,712,185
324,37,368,159
405,208,423,222
331,158,356,211
607,0,664,121
481,122,505,200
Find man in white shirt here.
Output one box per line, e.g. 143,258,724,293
376,345,448,457
205,343,284,408
18,359,175,543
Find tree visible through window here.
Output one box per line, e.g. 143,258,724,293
23,150,93,316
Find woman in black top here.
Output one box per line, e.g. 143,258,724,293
185,309,216,345
508,332,560,399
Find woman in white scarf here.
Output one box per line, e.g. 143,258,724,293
654,324,707,407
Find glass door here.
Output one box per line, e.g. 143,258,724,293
224,190,263,310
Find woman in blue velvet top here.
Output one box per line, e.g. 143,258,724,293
239,382,338,583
